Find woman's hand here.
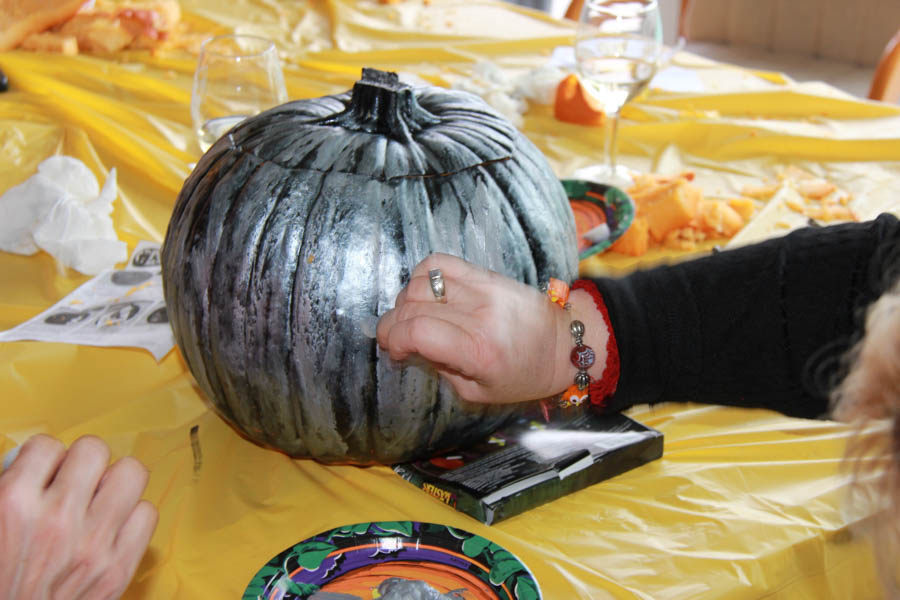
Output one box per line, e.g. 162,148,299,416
377,253,569,403
376,253,607,404
0,434,158,600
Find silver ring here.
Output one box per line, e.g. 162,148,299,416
429,268,446,303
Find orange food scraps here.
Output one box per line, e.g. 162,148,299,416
697,199,744,237
803,202,856,222
641,180,701,242
726,197,756,221
610,171,753,257
609,166,858,258
0,0,85,51
57,13,136,53
739,182,779,200
554,74,606,127
796,178,836,199
609,216,648,256
740,166,857,224
663,226,707,251
20,31,78,54
15,0,182,55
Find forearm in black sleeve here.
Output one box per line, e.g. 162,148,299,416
591,213,900,419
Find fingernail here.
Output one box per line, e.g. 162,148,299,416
360,315,378,339
2,445,21,472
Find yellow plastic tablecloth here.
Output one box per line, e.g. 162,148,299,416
2,1,899,598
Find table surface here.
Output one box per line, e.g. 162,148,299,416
2,1,900,598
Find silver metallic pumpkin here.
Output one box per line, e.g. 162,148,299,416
162,69,577,464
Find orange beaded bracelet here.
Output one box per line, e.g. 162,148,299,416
543,278,619,413
543,279,592,409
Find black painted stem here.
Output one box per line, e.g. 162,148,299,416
318,68,439,142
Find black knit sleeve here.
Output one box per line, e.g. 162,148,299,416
592,213,900,419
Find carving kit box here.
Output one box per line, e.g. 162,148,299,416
393,410,663,525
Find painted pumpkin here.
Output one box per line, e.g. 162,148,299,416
162,68,577,464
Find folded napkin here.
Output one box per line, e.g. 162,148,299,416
0,155,127,275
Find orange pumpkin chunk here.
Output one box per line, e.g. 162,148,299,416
641,180,701,242
697,199,745,237
609,216,649,256
726,197,756,221
554,74,606,127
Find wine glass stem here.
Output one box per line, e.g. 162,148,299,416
606,110,620,172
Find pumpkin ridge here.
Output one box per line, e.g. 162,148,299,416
436,116,517,154
326,343,358,455
470,164,536,282
486,158,571,283
365,304,380,460
163,150,233,411
449,172,502,270
277,222,306,455
244,173,301,445
319,187,386,454
433,124,513,163
167,154,214,234
186,153,258,430
417,127,507,181
207,156,272,440
284,172,332,456
170,150,236,268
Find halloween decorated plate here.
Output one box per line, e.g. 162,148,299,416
241,521,541,600
563,179,635,260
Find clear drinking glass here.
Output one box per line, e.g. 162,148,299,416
191,34,288,153
575,0,663,186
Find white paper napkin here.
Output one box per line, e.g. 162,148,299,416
0,156,127,275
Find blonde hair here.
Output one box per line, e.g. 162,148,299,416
832,278,900,596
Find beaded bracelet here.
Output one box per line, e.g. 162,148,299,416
542,278,620,414
542,278,594,409
572,279,619,411
562,319,594,407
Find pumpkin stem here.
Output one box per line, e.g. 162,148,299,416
319,68,440,142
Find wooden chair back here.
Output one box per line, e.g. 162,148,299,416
869,28,900,102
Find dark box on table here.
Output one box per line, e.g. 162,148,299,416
393,410,664,525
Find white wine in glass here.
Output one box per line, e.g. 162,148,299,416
575,0,662,186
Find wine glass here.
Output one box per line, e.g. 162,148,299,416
191,34,288,153
574,0,663,187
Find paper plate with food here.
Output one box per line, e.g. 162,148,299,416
242,521,541,600
563,178,635,260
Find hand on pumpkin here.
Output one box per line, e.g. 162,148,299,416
0,434,158,600
376,253,609,404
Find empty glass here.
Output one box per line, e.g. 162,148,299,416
191,34,288,153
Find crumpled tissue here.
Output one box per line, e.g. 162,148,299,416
0,155,127,275
452,61,567,128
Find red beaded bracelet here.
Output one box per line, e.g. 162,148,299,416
572,279,620,411
559,319,594,407
543,278,620,413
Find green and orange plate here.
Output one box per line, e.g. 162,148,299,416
564,179,635,260
241,521,541,599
